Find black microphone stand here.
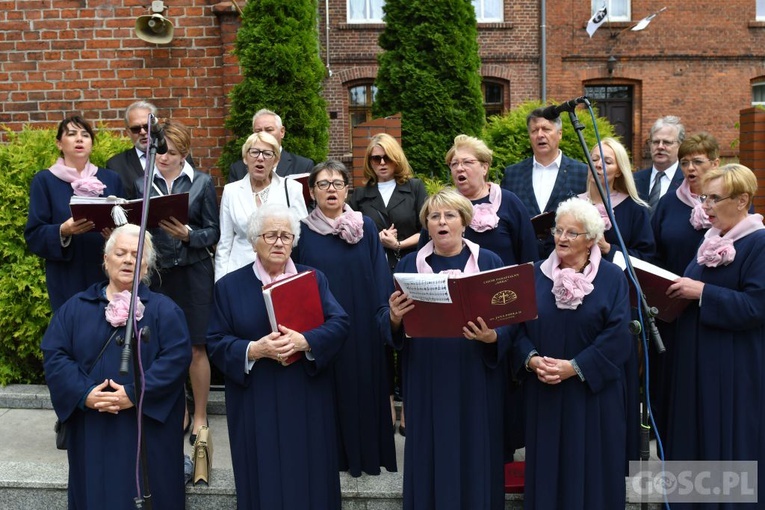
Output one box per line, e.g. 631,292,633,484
118,113,162,510
566,104,665,510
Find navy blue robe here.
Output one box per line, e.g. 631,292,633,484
393,247,511,510
514,260,632,510
207,264,350,510
25,168,125,311
292,217,397,476
42,282,191,510
666,229,765,510
602,197,655,263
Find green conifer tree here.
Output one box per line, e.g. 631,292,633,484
374,0,485,181
220,1,329,176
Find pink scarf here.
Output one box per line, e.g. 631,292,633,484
105,290,144,327
675,180,711,230
302,204,364,244
253,255,298,285
541,246,602,310
470,183,502,232
577,191,628,231
696,214,764,267
48,158,105,197
415,238,481,275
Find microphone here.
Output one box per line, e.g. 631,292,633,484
540,96,589,120
149,116,168,154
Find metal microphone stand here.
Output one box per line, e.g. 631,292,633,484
566,105,665,510
118,113,163,510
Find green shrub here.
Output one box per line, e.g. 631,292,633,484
0,125,132,384
219,0,329,178
482,100,618,183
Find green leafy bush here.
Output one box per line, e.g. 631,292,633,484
482,101,618,183
0,125,132,384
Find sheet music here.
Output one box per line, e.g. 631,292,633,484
393,273,453,304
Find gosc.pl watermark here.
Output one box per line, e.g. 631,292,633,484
628,461,757,503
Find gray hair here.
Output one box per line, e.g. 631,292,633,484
104,224,156,284
252,108,283,131
650,115,685,144
554,197,605,243
124,101,157,126
527,107,563,131
247,203,301,247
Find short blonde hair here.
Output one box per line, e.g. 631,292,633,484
241,131,281,164
162,120,191,157
444,134,493,168
702,164,758,209
419,187,474,227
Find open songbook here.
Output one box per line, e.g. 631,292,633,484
70,193,189,231
393,262,537,338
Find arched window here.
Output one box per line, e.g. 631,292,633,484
348,82,378,138
482,80,506,119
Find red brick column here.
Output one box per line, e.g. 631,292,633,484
350,114,402,188
738,107,765,214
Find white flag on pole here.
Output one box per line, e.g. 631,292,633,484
586,3,608,38
631,7,667,31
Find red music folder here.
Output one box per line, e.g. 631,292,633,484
285,173,311,205
262,270,325,365
393,262,537,338
612,252,691,323
70,193,189,231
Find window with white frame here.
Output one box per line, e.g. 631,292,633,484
752,82,765,105
348,0,384,23
472,0,503,22
592,0,630,22
758,0,765,20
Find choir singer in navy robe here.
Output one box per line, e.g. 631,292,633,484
388,188,511,510
42,224,192,509
207,203,350,510
513,197,633,510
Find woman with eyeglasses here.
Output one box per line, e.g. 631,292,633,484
583,137,655,263
292,160,397,477
664,164,765,506
25,115,125,312
214,131,308,282
648,133,720,439
349,133,427,436
208,202,350,510
514,197,632,510
389,188,513,510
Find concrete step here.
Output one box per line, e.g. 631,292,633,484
0,385,659,509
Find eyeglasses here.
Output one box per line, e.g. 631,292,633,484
699,194,733,205
260,231,295,245
314,179,347,191
128,124,149,134
680,158,711,168
247,149,276,159
449,159,480,170
550,227,587,240
651,139,677,147
427,211,461,222
370,154,387,164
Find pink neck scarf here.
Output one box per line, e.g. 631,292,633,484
49,158,105,197
675,180,711,230
105,290,144,327
541,246,602,310
253,255,298,285
303,204,364,244
470,182,502,232
696,214,764,267
415,238,481,275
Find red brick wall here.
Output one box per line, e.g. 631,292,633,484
350,114,401,188
738,107,765,213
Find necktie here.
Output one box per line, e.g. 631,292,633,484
649,171,665,209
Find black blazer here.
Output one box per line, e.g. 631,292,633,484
106,149,195,199
633,166,684,205
227,150,315,183
348,178,428,271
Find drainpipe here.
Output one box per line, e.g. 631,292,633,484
540,0,546,102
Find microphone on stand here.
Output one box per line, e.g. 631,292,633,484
149,117,168,154
541,96,589,120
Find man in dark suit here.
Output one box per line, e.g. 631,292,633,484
227,109,314,183
500,107,588,258
105,101,194,199
633,115,685,215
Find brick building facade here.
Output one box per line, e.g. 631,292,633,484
1,1,765,183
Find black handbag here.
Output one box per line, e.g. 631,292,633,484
54,328,119,450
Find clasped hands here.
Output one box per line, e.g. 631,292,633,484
249,324,309,363
86,379,133,414
527,356,576,384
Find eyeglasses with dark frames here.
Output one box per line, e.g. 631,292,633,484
314,180,347,191
260,231,295,245
370,155,388,164
128,124,149,134
247,149,276,159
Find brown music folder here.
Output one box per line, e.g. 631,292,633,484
70,193,189,231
